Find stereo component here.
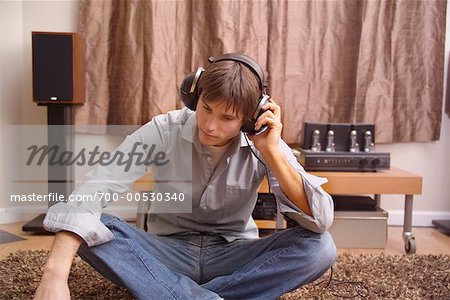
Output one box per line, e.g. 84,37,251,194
298,122,390,171
295,149,390,171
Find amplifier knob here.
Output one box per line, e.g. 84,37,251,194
371,158,381,166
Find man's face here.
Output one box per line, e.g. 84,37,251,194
196,98,244,147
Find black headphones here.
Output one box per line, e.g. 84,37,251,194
180,53,270,135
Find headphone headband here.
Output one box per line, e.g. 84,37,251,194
208,53,267,93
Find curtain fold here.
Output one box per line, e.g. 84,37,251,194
77,0,446,143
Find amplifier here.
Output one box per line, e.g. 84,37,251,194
252,193,277,220
295,148,390,171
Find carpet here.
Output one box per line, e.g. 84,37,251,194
0,251,449,299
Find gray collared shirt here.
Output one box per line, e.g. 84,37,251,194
43,108,334,247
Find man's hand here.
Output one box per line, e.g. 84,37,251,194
247,98,282,155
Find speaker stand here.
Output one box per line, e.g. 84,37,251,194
22,105,75,233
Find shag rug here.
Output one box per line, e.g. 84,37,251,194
0,250,449,299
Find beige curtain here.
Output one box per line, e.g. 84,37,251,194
446,54,450,118
77,0,446,143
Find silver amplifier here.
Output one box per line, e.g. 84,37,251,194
294,148,390,172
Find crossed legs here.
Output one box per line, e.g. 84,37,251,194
78,214,336,300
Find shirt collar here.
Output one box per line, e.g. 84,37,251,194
239,132,254,148
181,111,197,143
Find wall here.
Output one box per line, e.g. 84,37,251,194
0,1,26,223
0,0,80,223
0,0,449,225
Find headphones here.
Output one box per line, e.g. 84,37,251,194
180,53,270,135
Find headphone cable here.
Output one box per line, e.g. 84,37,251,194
315,266,369,298
244,134,271,194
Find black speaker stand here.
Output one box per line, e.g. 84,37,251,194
22,105,74,233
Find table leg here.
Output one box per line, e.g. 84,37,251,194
402,194,416,254
374,194,381,209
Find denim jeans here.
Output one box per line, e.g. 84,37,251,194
77,214,336,300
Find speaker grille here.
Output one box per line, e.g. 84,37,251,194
32,33,74,101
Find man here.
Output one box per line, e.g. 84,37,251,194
34,53,336,300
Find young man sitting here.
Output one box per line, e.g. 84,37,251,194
34,53,336,300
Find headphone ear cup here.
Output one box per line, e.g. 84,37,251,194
241,94,270,135
240,120,255,134
180,72,199,111
180,67,204,111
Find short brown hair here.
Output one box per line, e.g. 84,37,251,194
198,60,261,122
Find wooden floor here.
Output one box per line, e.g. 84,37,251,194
0,222,449,259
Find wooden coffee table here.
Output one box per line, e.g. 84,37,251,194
310,167,422,254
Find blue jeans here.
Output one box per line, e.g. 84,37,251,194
77,214,336,300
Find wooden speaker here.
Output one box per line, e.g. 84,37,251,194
32,31,85,104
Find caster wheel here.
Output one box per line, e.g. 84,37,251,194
405,237,416,254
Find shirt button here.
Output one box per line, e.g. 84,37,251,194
206,156,212,163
